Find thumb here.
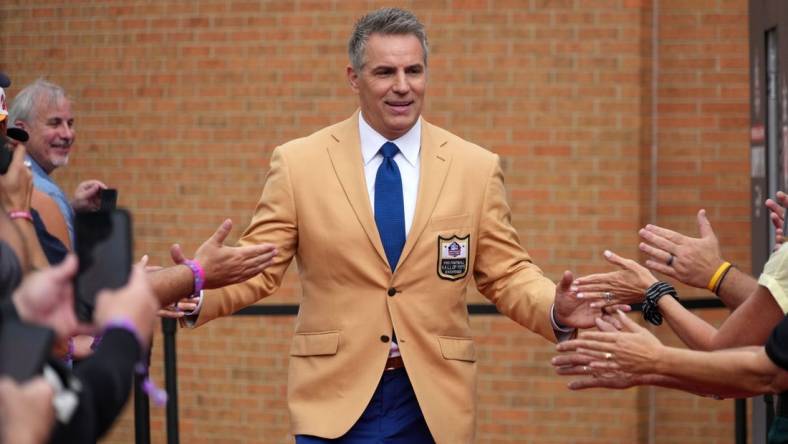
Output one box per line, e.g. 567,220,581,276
558,270,574,292
51,254,79,282
209,219,233,245
616,309,641,333
10,143,27,166
697,209,715,239
170,244,186,265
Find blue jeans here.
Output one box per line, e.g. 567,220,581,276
295,368,434,444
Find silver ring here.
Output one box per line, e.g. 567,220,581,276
666,254,674,266
604,291,613,302
23,160,31,169
604,352,613,361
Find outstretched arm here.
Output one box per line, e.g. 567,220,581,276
639,209,756,309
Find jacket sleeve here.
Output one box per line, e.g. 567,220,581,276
473,156,557,342
194,146,299,326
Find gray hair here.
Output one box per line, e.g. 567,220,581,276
348,8,429,72
9,79,70,125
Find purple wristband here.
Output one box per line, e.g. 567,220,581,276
104,318,146,350
183,259,205,297
104,318,168,407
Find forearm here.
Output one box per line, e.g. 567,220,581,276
659,296,719,351
13,219,48,270
714,267,757,310
655,346,782,396
148,264,194,307
640,373,768,399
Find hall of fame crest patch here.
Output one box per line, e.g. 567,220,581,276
437,235,470,280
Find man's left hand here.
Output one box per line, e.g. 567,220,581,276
71,179,107,211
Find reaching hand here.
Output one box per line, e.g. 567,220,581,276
638,209,723,290
573,250,658,308
556,310,664,375
93,265,158,345
71,179,107,212
11,255,85,339
0,144,33,211
0,377,55,444
186,219,278,289
766,191,788,249
157,296,200,319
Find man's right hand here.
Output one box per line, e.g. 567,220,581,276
170,219,278,289
766,191,788,248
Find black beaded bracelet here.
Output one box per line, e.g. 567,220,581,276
642,281,679,326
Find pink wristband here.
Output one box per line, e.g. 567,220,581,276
183,259,205,297
8,210,33,222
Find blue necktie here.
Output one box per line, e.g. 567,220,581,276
375,142,406,271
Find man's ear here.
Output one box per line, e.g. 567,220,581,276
346,65,360,93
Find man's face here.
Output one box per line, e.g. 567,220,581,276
347,33,427,140
16,97,75,174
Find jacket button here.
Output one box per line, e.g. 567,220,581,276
380,335,390,343
387,287,397,296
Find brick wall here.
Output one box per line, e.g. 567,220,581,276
0,0,749,442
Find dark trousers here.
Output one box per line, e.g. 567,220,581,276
295,368,434,444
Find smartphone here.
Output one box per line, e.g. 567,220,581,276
0,142,11,175
73,209,133,322
0,321,54,382
99,188,118,211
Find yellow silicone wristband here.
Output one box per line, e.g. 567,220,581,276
707,261,732,292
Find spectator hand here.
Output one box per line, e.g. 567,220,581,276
639,209,722,289
71,179,107,212
573,250,658,308
157,296,200,319
766,191,788,249
177,219,278,289
0,377,55,444
11,254,86,339
556,310,664,375
0,144,33,211
93,265,158,345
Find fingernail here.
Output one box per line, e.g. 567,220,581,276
576,293,584,299
570,286,578,292
590,302,601,308
603,250,612,257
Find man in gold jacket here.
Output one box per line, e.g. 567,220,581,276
181,8,599,443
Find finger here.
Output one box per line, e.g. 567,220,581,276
10,143,28,168
558,270,574,292
696,209,716,239
209,219,233,245
639,228,678,253
137,254,149,267
568,377,605,390
170,243,186,265
157,309,184,319
573,274,616,288
175,302,197,311
643,259,677,279
771,211,784,231
616,309,642,333
601,249,630,268
778,191,788,208
642,223,685,246
554,365,593,376
638,241,673,265
50,254,79,282
599,314,623,330
576,331,619,343
589,361,621,371
551,353,593,367
595,316,618,332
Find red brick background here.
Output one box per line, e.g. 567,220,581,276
0,0,750,442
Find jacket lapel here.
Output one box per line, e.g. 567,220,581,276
326,112,390,267
398,120,451,268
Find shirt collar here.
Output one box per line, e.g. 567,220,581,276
359,112,421,167
26,155,53,181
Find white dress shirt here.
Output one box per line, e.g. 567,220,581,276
358,112,421,236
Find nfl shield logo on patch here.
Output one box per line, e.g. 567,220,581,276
437,235,470,280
